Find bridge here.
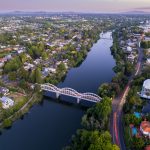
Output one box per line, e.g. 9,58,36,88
41,84,102,107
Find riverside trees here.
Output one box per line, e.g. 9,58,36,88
65,97,119,150
65,130,119,150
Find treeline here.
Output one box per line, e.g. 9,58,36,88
65,97,119,150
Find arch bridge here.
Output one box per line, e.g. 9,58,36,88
41,84,102,105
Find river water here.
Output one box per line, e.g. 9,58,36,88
0,32,115,150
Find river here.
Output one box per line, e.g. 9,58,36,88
0,32,115,150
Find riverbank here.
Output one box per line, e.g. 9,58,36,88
0,91,43,129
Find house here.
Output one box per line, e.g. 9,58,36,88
140,79,150,99
126,46,133,53
145,145,150,150
0,62,4,68
140,121,150,138
17,49,25,54
127,42,136,47
146,58,150,65
5,54,12,61
0,87,9,95
127,54,136,63
24,63,35,71
0,96,14,109
33,59,42,65
144,37,150,42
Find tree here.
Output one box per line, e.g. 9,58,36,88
3,119,12,128
4,56,22,73
65,130,119,150
57,62,66,73
124,62,134,76
0,101,3,108
18,67,29,80
131,137,144,150
8,72,17,81
82,97,112,130
41,52,48,60
35,68,42,84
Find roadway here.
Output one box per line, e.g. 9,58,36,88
110,43,143,150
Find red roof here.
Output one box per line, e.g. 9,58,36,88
145,145,150,150
141,121,150,133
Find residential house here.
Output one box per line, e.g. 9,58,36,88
0,87,9,95
140,79,150,99
140,121,150,138
0,96,14,109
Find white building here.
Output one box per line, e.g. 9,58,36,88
0,87,9,95
146,58,150,65
144,37,150,42
140,79,150,99
126,46,133,53
0,96,14,109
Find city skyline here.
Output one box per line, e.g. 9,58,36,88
0,0,150,13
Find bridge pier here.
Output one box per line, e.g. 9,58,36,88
77,98,80,104
56,92,59,99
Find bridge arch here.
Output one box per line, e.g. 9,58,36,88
60,88,80,97
41,84,102,103
80,93,102,102
41,83,60,92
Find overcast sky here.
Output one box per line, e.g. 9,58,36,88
0,0,150,13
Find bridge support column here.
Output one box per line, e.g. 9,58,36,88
56,92,59,99
77,98,80,104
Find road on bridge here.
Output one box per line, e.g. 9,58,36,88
110,44,143,150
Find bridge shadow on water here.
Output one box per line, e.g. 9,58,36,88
42,95,89,111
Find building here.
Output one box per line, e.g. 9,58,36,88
145,145,150,150
0,87,9,95
0,96,14,109
140,121,150,138
126,46,133,53
127,54,136,63
146,58,150,65
144,37,150,42
140,79,150,99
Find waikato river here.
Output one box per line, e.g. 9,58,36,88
0,32,115,150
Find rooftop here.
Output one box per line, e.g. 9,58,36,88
140,121,150,133
145,145,150,150
143,79,150,90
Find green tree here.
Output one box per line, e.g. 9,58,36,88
35,68,42,84
8,72,17,81
131,137,144,150
3,119,12,128
82,97,112,130
65,130,119,150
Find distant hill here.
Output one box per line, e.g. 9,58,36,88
121,11,150,14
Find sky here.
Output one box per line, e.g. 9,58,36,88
0,0,150,13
